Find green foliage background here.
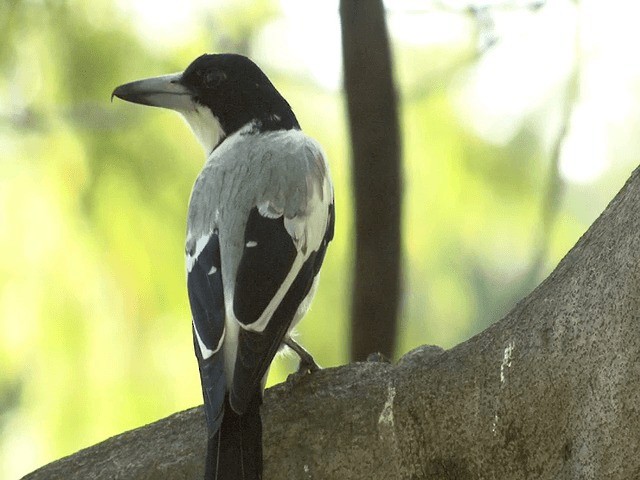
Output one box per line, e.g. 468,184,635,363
0,1,635,478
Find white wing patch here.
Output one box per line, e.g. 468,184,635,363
284,216,308,254
257,200,282,219
193,320,225,360
186,232,212,273
286,169,332,256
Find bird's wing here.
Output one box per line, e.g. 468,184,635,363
229,140,334,414
186,230,226,435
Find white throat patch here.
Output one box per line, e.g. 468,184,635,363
180,105,225,156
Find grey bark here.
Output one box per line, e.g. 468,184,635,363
340,0,402,361
23,165,640,479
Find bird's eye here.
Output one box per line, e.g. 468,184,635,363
203,70,226,88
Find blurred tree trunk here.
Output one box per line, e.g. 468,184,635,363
340,0,402,361
23,165,640,479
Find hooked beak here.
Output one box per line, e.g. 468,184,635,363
112,73,193,111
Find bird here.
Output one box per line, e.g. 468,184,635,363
112,53,334,479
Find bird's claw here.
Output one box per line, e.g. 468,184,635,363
284,337,320,384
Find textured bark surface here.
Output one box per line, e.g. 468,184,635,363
340,0,402,361
24,166,640,479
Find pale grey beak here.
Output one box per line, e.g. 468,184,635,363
112,73,193,111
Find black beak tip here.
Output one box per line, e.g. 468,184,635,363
111,85,125,103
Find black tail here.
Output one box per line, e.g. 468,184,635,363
205,393,263,480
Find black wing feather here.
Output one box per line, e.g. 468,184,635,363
233,207,297,325
205,393,262,480
187,232,226,435
230,202,334,414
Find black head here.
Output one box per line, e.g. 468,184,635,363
113,53,300,153
180,54,299,134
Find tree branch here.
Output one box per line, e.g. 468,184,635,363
24,165,640,478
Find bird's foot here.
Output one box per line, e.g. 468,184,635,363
284,337,320,383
